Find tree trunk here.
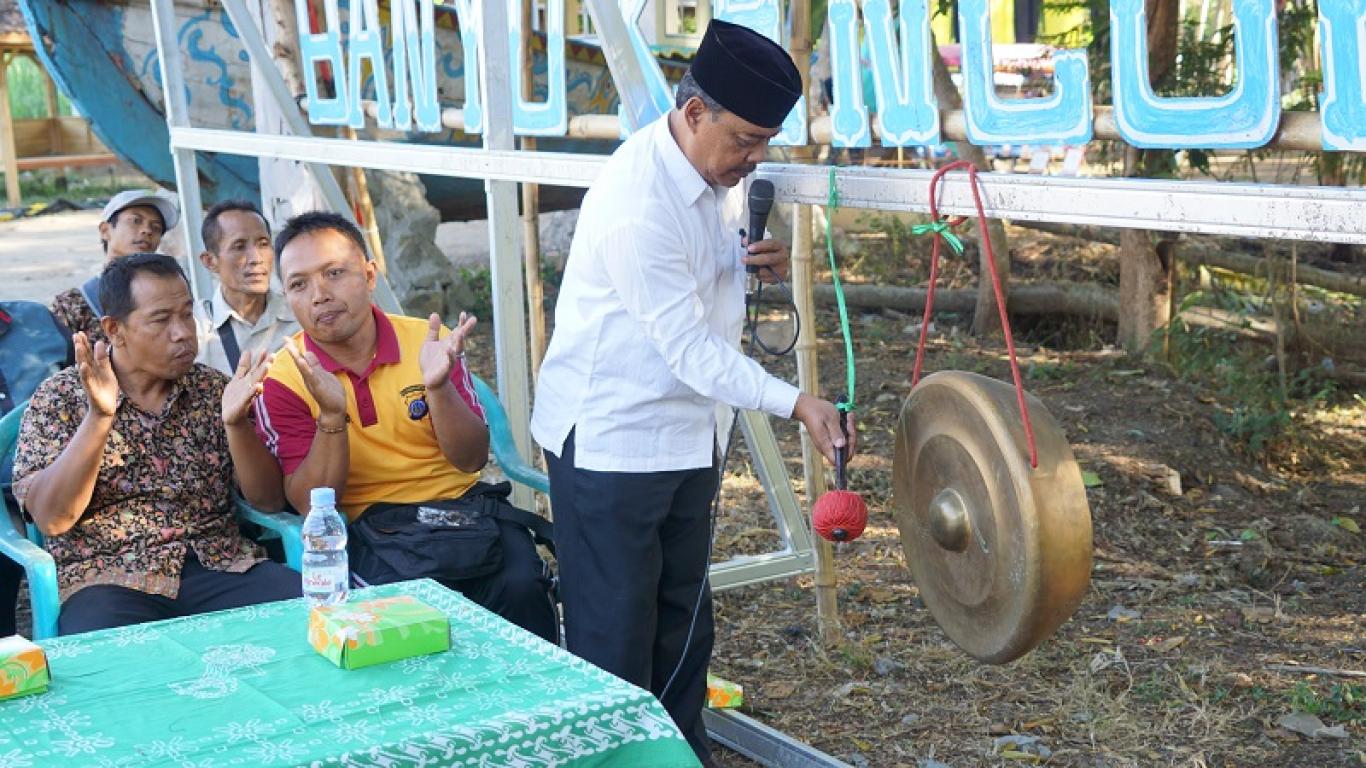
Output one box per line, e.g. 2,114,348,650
765,281,1119,319
929,43,1011,337
1117,0,1179,353
1009,220,1366,298
1118,149,1172,351
1145,0,1181,87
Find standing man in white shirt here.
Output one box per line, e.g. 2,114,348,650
532,20,854,765
196,200,300,374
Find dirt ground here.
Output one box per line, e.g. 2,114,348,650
701,331,1363,767
686,225,1366,768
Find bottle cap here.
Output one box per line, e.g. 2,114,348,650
310,487,336,507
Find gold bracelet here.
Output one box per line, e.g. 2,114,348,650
316,414,350,434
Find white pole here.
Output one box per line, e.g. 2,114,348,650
480,0,536,510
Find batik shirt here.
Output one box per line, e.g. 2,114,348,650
12,363,264,601
49,287,104,345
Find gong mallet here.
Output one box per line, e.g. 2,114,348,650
812,398,867,542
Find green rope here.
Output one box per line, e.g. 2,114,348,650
824,167,856,413
910,220,965,255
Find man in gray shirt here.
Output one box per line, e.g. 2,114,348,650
196,200,299,374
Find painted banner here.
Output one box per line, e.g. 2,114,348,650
297,0,1360,151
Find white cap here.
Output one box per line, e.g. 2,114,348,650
101,190,180,233
310,487,336,507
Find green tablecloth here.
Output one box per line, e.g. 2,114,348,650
0,579,700,767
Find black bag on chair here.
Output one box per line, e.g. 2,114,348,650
348,481,554,586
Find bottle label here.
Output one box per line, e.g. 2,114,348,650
302,565,349,593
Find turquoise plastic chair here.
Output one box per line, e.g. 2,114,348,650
471,375,549,494
0,399,305,640
0,375,534,640
235,497,304,571
0,401,60,640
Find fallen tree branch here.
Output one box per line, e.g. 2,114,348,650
764,281,1118,319
1010,221,1366,298
1266,664,1366,679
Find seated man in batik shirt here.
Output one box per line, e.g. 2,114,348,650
14,253,299,635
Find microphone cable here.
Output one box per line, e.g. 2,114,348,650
741,230,801,358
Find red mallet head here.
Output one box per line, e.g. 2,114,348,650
812,489,868,542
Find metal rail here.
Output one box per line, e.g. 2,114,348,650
171,126,1366,243
704,710,852,768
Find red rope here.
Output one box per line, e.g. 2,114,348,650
909,161,1040,469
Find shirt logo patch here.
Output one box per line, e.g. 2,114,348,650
401,384,429,420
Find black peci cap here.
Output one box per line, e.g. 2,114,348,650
688,19,801,129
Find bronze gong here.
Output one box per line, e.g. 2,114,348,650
892,371,1093,664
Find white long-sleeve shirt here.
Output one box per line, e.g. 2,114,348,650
531,116,801,472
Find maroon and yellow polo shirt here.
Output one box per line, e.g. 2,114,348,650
254,306,486,520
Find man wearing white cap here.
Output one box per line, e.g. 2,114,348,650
49,190,180,344
533,19,855,765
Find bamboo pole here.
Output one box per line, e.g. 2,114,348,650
363,102,1330,154
0,53,20,207
520,0,547,379
339,126,387,274
787,0,841,644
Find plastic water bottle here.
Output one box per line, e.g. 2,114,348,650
301,487,350,607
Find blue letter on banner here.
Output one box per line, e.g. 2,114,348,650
828,0,871,147
450,0,483,134
509,0,567,136
346,0,392,128
1319,0,1366,150
391,0,440,132
958,0,1091,145
295,0,350,125
862,0,939,146
714,0,808,146
1111,0,1278,148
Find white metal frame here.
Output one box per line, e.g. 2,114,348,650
152,0,824,592
171,126,1366,243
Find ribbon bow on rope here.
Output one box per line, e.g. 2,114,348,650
909,221,965,256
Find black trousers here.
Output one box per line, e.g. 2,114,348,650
545,431,718,762
58,554,301,635
0,555,19,637
1,490,24,636
351,518,559,645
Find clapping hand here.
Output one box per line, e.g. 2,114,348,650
222,349,273,426
419,312,477,391
74,332,118,418
283,338,349,425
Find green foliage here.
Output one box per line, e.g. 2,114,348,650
1153,290,1338,454
8,169,137,207
4,57,72,120
1290,682,1366,726
1040,0,1363,183
851,212,926,281
455,266,494,320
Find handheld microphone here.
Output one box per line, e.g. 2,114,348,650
745,180,775,275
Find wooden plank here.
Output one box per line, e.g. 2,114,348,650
57,117,103,155
15,152,118,171
12,116,105,157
